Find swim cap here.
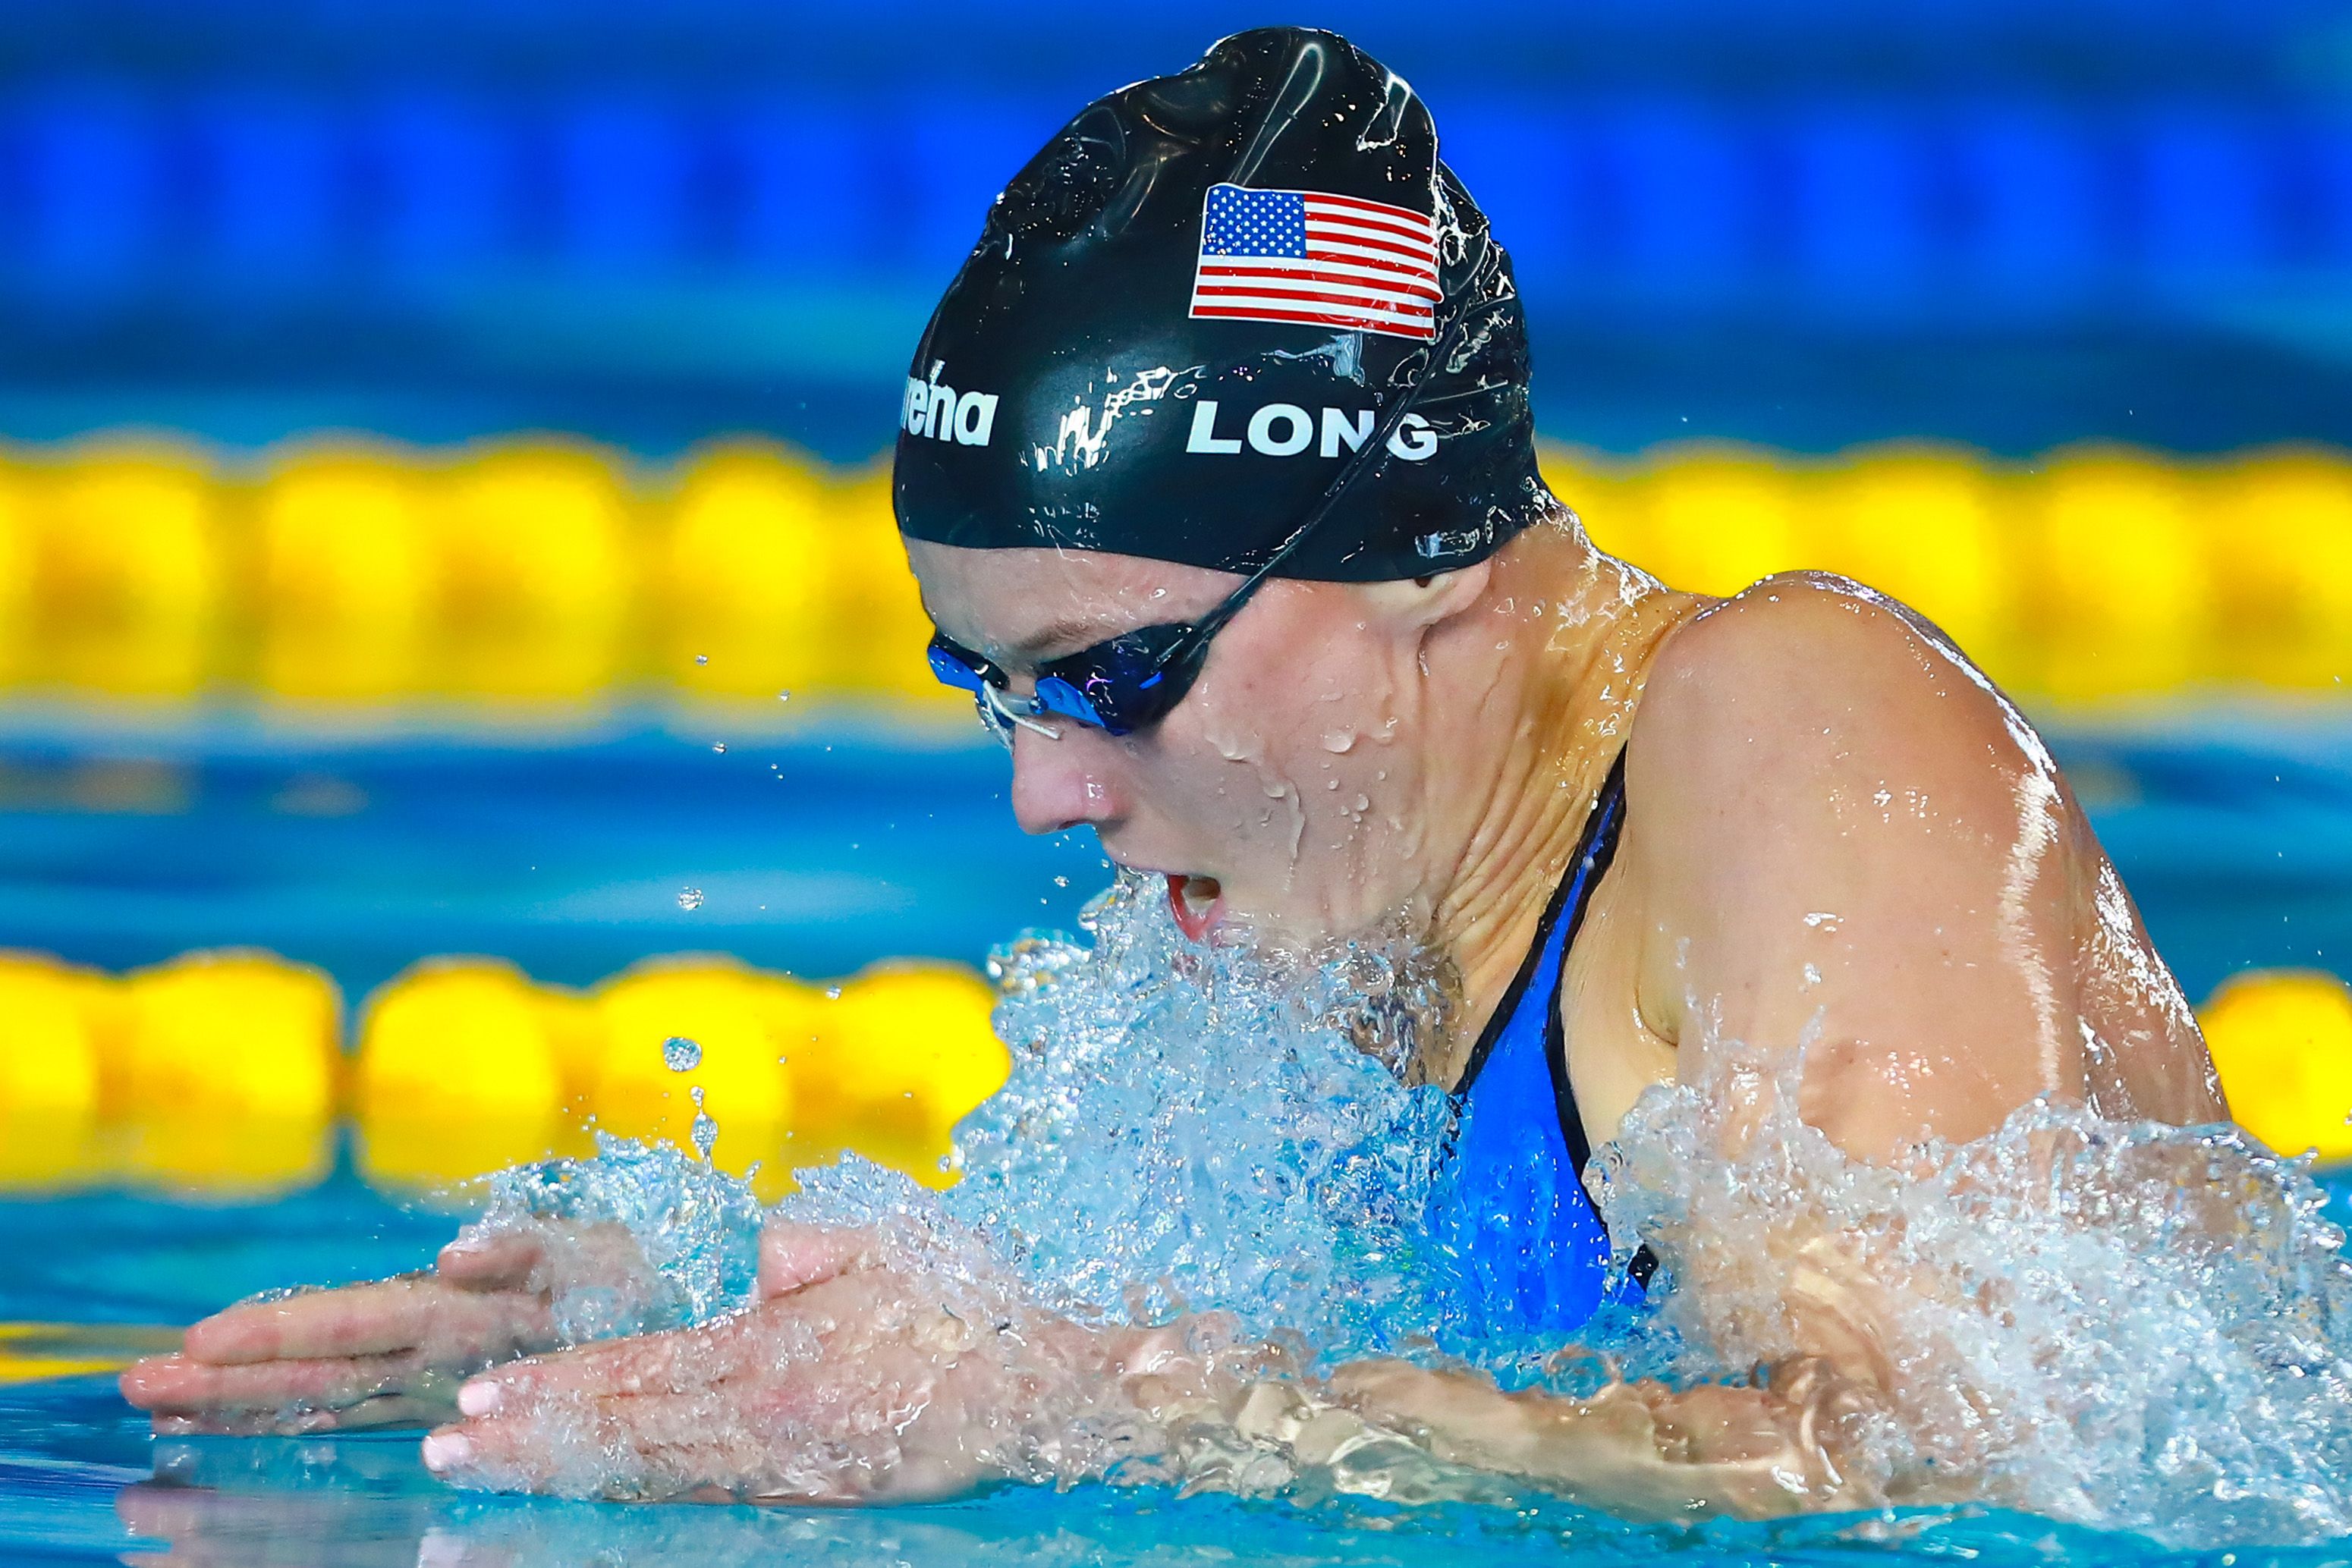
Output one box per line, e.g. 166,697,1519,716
891,26,1549,583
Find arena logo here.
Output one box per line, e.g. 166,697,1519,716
903,365,1000,446
1183,400,1436,460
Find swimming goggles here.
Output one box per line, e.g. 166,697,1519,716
926,303,1489,740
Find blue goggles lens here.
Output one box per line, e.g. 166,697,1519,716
926,628,1206,738
926,641,991,694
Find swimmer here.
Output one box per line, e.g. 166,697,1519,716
121,27,2223,1518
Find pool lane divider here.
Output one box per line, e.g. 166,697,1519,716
0,435,2348,709
0,947,1007,1202
0,942,2344,1201
0,1322,183,1386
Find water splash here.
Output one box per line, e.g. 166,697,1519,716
1593,1042,2352,1544
469,873,2352,1543
783,873,1460,1355
689,1084,718,1164
467,1135,762,1343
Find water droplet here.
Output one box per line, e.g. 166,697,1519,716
712,742,728,754
1321,729,1357,754
693,654,709,665
677,887,704,911
1054,875,1069,888
690,1084,718,1164
776,691,791,702
662,1036,703,1072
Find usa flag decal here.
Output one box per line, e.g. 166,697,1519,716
1189,183,1440,341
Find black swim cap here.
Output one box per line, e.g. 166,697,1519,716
891,26,1549,583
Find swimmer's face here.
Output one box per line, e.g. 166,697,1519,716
906,539,1466,943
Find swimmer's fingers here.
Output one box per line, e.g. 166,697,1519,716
435,1230,545,1291
756,1221,882,1298
451,1308,772,1416
421,1391,735,1500
430,1307,823,1497
124,1349,458,1422
149,1390,459,1437
430,1285,1010,1503
178,1277,441,1363
425,1385,900,1504
178,1277,553,1366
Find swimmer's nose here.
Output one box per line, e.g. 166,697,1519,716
1008,727,1115,835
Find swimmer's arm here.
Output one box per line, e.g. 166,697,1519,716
1618,581,2102,1403
1625,577,2213,1163
1310,1354,1884,1519
1300,586,2221,1520
1561,583,2210,1450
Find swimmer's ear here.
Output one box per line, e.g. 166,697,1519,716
1351,559,1493,633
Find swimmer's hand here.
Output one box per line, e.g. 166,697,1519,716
118,1223,645,1435
1319,1356,1890,1521
417,1222,1188,1504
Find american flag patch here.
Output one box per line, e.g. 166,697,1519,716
1190,183,1440,341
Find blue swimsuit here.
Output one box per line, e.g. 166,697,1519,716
1429,750,1643,1336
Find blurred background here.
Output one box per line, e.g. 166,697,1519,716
2,0,2350,1207
8,0,2352,454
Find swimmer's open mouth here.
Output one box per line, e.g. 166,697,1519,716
1167,875,1224,942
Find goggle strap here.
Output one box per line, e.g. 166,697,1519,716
980,680,1063,740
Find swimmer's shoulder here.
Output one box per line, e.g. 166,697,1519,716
1624,570,2045,843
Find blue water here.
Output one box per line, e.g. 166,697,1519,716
5,1165,2350,1565
2,709,2350,1001
5,712,2352,1563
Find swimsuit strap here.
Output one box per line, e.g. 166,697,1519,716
1450,746,1629,1119
1432,749,1645,1334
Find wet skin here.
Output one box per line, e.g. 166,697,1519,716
123,508,2225,1517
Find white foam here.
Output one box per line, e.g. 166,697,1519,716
473,875,2352,1540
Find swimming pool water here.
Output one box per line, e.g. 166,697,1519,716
2,709,2349,1001
5,712,2352,1563
0,1163,2344,1568
0,1160,2344,1568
